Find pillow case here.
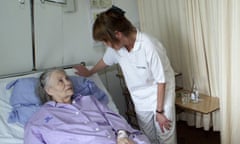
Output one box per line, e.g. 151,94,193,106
6,75,109,126
6,77,41,126
70,76,109,105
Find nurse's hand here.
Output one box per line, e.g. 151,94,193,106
73,65,91,77
156,113,172,133
117,137,135,144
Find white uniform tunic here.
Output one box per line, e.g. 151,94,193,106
103,31,177,144
103,31,175,112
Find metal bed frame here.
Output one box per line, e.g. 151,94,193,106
0,62,86,79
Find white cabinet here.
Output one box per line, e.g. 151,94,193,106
0,0,77,75
34,0,64,69
0,0,32,75
0,0,100,75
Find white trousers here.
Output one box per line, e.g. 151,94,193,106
135,109,177,144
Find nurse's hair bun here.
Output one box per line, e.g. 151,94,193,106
108,5,125,16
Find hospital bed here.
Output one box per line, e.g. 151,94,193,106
0,65,119,144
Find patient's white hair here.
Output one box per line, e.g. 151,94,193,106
38,68,66,103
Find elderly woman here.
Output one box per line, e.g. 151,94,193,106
24,68,150,144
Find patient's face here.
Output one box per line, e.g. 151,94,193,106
46,70,73,103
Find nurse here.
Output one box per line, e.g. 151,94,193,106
74,5,177,144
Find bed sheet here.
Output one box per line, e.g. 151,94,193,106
0,68,119,144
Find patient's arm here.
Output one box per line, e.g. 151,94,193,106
24,125,45,144
91,96,150,144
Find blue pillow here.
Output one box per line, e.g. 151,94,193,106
6,77,41,126
7,77,41,106
6,76,109,126
70,76,109,105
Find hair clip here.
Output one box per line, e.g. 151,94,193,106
110,5,125,16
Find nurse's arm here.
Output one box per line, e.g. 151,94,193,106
89,58,108,75
156,83,165,114
156,83,171,132
74,58,108,77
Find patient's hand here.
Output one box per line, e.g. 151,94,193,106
73,65,91,77
117,137,135,144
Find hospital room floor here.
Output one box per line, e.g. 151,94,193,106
176,120,220,144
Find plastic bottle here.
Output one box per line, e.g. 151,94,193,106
191,83,199,103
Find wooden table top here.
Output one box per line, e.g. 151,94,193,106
175,92,220,114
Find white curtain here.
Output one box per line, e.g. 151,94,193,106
219,0,240,143
138,0,240,143
138,0,220,131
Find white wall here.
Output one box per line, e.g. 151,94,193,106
0,0,139,118
34,0,139,69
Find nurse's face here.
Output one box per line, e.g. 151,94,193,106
103,41,123,50
103,31,125,50
45,70,73,103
